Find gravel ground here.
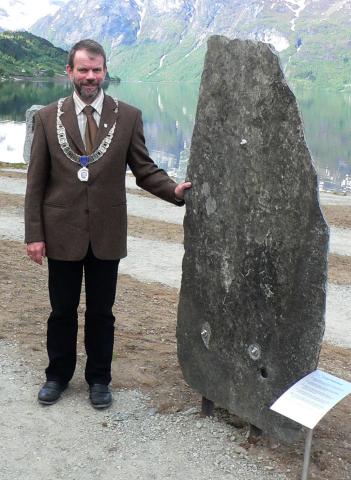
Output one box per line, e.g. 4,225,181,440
329,227,351,256
0,340,288,480
120,236,183,287
2,167,351,207
0,176,350,348
2,173,351,222
0,176,27,195
325,284,351,348
0,210,183,286
0,170,349,479
1,177,351,258
319,192,351,206
0,175,185,224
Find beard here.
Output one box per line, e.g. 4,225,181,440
73,79,101,102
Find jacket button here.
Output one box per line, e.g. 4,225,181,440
85,208,89,214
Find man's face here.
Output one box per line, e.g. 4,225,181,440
66,49,107,103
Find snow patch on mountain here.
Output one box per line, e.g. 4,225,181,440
184,32,207,59
285,0,306,31
146,52,168,77
135,0,146,38
322,0,350,19
159,54,167,68
252,29,290,52
151,0,186,12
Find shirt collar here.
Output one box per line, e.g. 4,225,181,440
73,89,104,116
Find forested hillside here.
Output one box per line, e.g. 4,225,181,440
0,31,67,78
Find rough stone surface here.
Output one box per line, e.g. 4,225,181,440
177,36,329,442
23,105,44,164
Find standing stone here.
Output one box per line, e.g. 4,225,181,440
177,36,329,442
23,105,44,164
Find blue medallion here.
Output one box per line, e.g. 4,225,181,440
80,155,89,167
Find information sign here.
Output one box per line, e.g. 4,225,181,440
271,369,351,429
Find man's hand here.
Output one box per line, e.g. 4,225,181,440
27,241,46,265
175,181,192,201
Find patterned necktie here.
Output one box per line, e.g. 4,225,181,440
83,105,98,155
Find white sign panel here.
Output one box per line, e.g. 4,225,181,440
271,370,351,429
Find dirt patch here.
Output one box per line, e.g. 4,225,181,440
1,169,351,228
0,191,183,244
128,215,184,243
1,188,351,285
328,254,351,285
0,169,27,179
0,174,350,478
126,187,155,199
0,239,350,480
0,191,24,212
0,239,196,411
323,204,351,229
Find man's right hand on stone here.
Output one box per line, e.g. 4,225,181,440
27,241,46,265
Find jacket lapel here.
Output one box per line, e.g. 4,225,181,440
60,96,86,155
94,95,118,151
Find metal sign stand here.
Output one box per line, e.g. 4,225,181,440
301,428,314,480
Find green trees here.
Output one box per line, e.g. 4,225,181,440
0,31,67,78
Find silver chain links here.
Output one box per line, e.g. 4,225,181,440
56,96,119,165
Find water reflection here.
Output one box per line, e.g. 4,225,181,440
293,86,351,192
0,80,350,189
0,121,25,163
0,80,199,180
0,80,72,121
107,82,199,179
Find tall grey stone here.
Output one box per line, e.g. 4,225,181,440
177,36,329,442
23,105,44,164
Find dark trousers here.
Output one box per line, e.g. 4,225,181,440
46,245,119,385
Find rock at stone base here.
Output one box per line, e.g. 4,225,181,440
177,36,329,443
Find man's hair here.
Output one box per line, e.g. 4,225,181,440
67,39,107,69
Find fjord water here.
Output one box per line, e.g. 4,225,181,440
0,79,350,184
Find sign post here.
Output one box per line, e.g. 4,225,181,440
301,428,313,480
270,370,351,480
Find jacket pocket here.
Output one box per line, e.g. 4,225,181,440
43,203,67,209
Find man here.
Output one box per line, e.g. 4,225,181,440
25,39,191,409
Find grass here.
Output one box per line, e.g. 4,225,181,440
0,162,27,170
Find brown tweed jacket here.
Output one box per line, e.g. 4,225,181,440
24,94,182,260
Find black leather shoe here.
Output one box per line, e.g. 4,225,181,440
89,384,112,409
38,381,68,405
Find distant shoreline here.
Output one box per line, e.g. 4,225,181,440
1,74,68,83
0,74,121,84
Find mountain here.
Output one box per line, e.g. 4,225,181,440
0,31,68,78
30,0,351,89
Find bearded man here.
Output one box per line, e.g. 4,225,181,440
25,39,191,409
